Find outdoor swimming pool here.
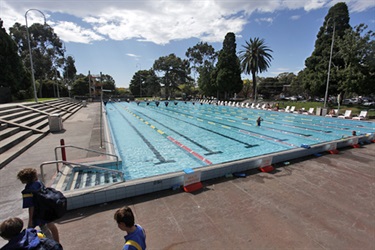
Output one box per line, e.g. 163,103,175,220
105,101,375,180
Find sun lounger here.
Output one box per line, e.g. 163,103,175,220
288,106,296,113
352,111,368,120
303,108,314,115
280,106,290,112
338,110,352,119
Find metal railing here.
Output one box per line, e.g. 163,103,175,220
54,145,119,170
39,160,125,184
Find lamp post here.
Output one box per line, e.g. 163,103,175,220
99,72,112,148
25,9,47,103
323,18,335,108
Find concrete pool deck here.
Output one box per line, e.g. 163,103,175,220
1,102,374,249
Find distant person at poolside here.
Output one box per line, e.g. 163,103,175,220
17,168,60,243
0,217,62,250
275,103,279,111
256,116,263,126
114,206,146,250
328,109,335,116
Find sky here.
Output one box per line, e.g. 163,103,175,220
1,0,374,88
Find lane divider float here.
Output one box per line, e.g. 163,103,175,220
122,105,212,165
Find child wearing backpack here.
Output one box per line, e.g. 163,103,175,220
17,168,60,243
114,206,146,250
0,217,62,250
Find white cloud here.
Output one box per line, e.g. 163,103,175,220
329,0,375,12
290,15,301,20
126,53,140,58
53,21,105,43
84,1,247,44
255,17,274,24
1,0,374,45
304,0,327,11
277,68,291,71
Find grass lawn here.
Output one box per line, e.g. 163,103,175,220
10,98,57,103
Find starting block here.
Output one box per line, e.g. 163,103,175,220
183,168,202,193
259,165,274,173
183,182,203,193
328,149,339,154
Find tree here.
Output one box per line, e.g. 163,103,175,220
186,42,217,96
336,24,375,96
63,55,77,92
185,42,217,82
129,69,160,97
71,74,89,96
288,73,310,99
240,79,252,99
198,61,217,96
215,32,243,100
303,2,351,97
277,72,302,97
239,37,273,101
178,82,197,98
101,74,116,92
10,22,65,98
257,77,283,99
116,87,130,96
0,19,30,101
153,54,192,98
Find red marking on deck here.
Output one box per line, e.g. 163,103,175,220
183,182,203,192
259,165,275,173
328,149,339,154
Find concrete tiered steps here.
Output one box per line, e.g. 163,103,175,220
0,98,82,168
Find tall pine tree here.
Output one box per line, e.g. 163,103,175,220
303,2,351,97
214,32,243,100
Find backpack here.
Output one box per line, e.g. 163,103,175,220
37,237,63,250
27,183,67,222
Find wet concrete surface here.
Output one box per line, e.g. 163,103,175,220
1,102,374,249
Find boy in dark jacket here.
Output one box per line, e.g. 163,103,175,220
17,168,60,243
0,217,62,250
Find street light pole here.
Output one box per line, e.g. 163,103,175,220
25,9,47,103
323,18,335,108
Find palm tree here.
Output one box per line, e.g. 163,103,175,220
239,37,273,101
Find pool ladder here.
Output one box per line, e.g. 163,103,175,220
39,144,123,191
40,160,125,191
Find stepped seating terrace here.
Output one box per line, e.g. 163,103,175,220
0,98,82,168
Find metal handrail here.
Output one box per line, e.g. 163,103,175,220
39,160,125,184
54,145,119,170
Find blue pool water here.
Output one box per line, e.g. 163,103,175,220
106,101,375,180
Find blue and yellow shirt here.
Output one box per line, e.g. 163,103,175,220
123,224,146,250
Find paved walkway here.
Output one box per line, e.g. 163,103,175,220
1,102,374,249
